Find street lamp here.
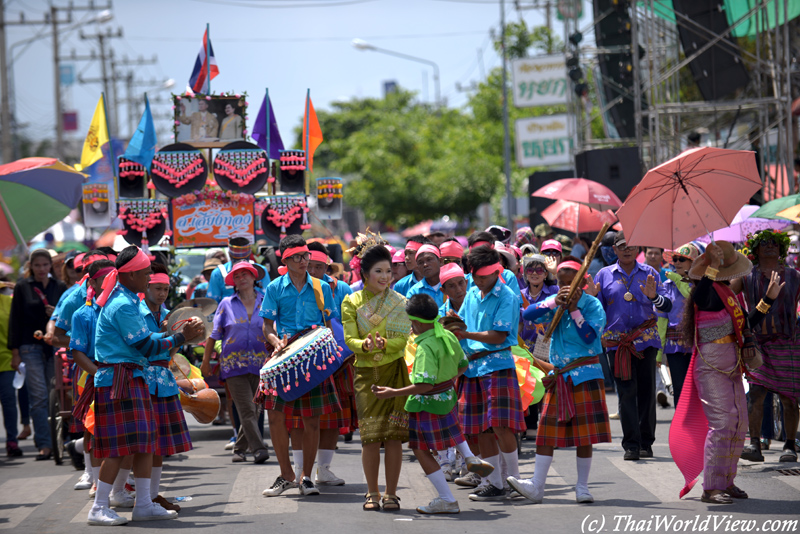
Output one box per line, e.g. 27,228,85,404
351,38,441,106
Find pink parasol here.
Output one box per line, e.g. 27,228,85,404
541,199,617,234
696,205,791,243
531,177,623,209
616,147,762,249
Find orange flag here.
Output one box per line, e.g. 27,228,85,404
302,92,323,173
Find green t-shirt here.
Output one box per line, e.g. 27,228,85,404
404,328,468,415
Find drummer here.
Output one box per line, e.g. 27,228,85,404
141,263,191,512
288,241,354,487
260,236,341,498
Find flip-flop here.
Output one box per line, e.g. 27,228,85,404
724,485,748,499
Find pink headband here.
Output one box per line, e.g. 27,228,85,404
92,266,116,280
415,244,441,260
405,241,423,252
74,253,86,269
557,260,583,272
83,254,107,268
469,240,494,251
97,248,151,307
392,250,406,263
440,263,465,286
309,251,330,264
149,273,170,285
474,263,503,277
282,245,310,263
440,241,464,258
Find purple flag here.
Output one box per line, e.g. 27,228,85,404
252,95,284,160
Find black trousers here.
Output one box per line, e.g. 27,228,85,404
665,351,691,408
607,347,658,452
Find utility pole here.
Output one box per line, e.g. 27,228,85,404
501,0,514,231
111,54,157,135
79,25,122,136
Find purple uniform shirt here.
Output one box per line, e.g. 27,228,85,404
210,292,269,380
519,283,558,349
594,261,665,352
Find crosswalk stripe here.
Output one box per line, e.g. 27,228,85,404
0,475,74,529
224,466,298,515
606,456,686,502
776,475,800,492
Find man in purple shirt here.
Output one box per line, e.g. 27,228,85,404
590,232,671,461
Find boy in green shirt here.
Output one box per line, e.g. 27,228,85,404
373,294,493,514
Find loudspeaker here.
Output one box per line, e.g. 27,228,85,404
316,177,343,220
574,147,642,201
117,157,147,199
528,169,575,227
672,0,749,101
278,149,306,194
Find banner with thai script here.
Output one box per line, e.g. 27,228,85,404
171,197,254,248
514,114,574,168
511,55,568,108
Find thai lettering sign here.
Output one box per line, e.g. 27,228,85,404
511,55,568,108
172,198,254,247
514,115,573,168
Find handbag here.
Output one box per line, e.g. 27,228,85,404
741,327,763,370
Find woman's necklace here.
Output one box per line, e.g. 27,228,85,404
367,289,389,327
529,283,543,300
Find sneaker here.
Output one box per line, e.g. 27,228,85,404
576,488,594,503
89,483,97,498
253,449,270,464
124,482,135,494
506,476,544,504
131,502,178,521
609,412,620,420
109,488,136,508
262,476,297,497
468,483,506,501
315,465,345,486
153,494,181,512
5,443,22,457
74,472,93,490
454,471,481,488
224,437,235,451
126,473,136,488
623,449,640,461
87,505,128,526
442,464,453,482
416,497,460,514
298,476,320,496
656,390,670,408
639,446,653,458
465,456,495,478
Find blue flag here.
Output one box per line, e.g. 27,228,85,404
123,95,157,171
252,94,284,160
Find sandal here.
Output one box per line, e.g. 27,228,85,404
701,491,733,504
724,485,748,499
779,448,798,463
363,492,381,511
35,449,52,461
382,494,401,511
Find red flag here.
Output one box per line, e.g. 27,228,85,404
303,95,323,172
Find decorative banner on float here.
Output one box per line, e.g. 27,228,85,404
514,114,574,168
511,55,568,108
82,183,111,228
172,194,255,248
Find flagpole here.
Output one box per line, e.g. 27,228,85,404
305,88,310,195
265,88,270,161
205,23,211,95
102,92,119,201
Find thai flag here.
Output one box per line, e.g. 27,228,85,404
189,29,219,93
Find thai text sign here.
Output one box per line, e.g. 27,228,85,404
172,198,254,247
515,115,573,168
511,55,568,108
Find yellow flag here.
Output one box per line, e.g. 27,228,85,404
80,95,109,170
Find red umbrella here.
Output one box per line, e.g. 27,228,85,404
531,177,623,209
541,200,617,234
616,147,762,249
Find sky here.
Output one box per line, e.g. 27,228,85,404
7,0,560,149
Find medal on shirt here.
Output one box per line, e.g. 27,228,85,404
624,291,634,302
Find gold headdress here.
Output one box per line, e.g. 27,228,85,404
347,228,388,272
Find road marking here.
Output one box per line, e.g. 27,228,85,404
224,465,299,515
607,456,686,502
0,475,73,529
775,475,800,493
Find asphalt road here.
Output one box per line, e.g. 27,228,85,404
1,392,799,533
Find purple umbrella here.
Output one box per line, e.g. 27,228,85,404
697,205,791,244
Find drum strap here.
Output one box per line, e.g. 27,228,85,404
310,276,329,319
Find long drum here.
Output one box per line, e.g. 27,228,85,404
260,327,343,401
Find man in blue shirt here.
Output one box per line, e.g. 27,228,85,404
407,244,445,307
393,235,430,297
451,246,525,501
207,237,251,303
260,235,340,499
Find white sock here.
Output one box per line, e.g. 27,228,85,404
576,456,592,493
150,467,162,499
455,440,474,459
317,449,334,468
92,466,101,483
111,468,130,494
483,454,502,488
93,480,112,509
134,478,152,508
500,450,520,479
75,437,85,454
532,454,553,489
83,453,92,478
292,450,304,475
427,469,456,502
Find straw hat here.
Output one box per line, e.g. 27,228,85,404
663,242,700,264
688,241,752,281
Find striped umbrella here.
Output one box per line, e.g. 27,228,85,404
0,158,86,250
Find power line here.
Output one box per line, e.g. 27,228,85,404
188,0,376,8
126,29,489,43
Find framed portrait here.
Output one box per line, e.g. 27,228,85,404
172,93,249,149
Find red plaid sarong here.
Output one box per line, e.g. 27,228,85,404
264,375,341,417
606,319,656,381
152,394,192,456
93,377,155,458
457,368,526,435
409,407,466,451
542,356,600,422
287,363,356,432
536,378,611,448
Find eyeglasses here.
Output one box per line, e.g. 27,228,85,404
542,250,561,257
615,243,629,251
672,255,690,263
442,257,461,266
288,252,311,263
525,266,546,275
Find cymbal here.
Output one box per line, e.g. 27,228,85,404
173,297,218,316
166,307,213,345
439,315,467,332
